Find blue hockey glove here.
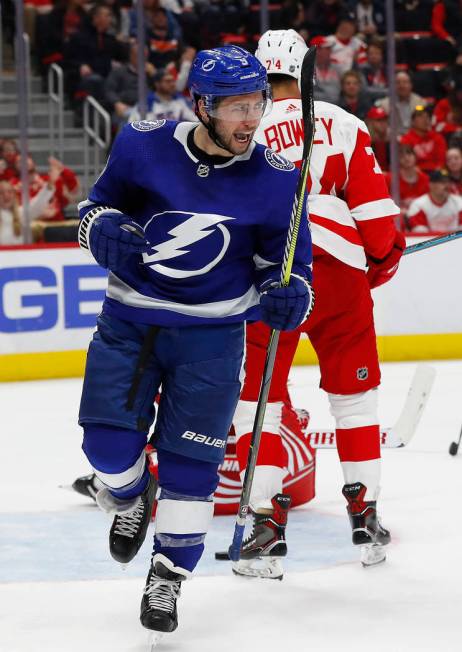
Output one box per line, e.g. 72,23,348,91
259,274,314,331
80,210,151,271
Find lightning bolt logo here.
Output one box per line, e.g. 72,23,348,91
142,211,234,279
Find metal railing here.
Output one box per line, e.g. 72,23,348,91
23,32,31,105
83,96,111,196
48,64,65,160
14,0,32,243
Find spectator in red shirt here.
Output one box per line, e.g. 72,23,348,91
445,146,462,194
12,156,80,221
385,144,430,211
366,105,389,171
400,105,447,173
433,83,462,138
431,0,462,50
407,168,462,232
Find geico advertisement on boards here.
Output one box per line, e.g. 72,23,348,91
0,246,107,354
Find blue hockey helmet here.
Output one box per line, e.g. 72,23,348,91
188,46,271,151
189,46,268,97
188,46,271,119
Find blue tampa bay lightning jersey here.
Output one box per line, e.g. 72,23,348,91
79,119,312,326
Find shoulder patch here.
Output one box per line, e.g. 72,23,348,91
131,119,166,132
264,148,295,172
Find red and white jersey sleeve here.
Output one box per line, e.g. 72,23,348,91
254,99,400,269
407,193,462,232
328,35,368,75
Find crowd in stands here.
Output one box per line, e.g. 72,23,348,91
0,139,80,244
2,0,462,245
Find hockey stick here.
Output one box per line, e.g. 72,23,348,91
305,364,436,449
216,364,435,562
403,229,462,256
449,424,462,456
228,47,317,563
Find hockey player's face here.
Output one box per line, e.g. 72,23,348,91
211,92,264,154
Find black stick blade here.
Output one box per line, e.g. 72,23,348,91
449,442,459,456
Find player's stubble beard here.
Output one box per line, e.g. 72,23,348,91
211,117,259,156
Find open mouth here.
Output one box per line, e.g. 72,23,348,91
234,132,252,145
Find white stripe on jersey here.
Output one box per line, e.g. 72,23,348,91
107,272,260,317
311,222,367,269
351,198,400,221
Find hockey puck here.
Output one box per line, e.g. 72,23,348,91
215,551,230,561
449,442,459,456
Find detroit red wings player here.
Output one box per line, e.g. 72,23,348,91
232,30,405,578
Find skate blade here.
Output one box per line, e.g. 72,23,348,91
361,543,387,567
232,557,284,580
148,631,164,650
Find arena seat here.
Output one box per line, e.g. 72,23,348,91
397,34,453,67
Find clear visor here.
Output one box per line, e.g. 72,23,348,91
203,86,273,122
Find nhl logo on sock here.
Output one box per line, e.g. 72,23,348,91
357,367,368,380
197,164,210,177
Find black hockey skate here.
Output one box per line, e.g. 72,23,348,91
232,493,291,580
140,555,189,637
71,473,102,501
342,482,391,567
108,473,157,564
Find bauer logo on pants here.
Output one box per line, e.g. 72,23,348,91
182,431,226,448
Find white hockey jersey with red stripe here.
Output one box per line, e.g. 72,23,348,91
327,35,367,74
254,99,400,269
407,192,462,232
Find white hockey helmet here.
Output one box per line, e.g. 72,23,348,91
255,29,308,81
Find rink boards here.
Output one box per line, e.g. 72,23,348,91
0,238,461,381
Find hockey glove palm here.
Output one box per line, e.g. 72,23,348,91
259,275,314,331
85,212,150,271
366,230,405,289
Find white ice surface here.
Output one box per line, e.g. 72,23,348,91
1,361,462,651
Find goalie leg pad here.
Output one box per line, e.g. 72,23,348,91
234,400,287,510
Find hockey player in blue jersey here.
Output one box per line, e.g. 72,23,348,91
77,45,313,637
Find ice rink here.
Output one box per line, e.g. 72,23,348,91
1,360,461,652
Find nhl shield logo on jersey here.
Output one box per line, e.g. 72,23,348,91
264,148,295,171
142,211,234,279
131,119,166,132
197,164,210,177
357,367,369,380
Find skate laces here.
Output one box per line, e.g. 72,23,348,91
113,499,145,538
145,575,181,613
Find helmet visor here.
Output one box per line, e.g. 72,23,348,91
203,86,272,122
